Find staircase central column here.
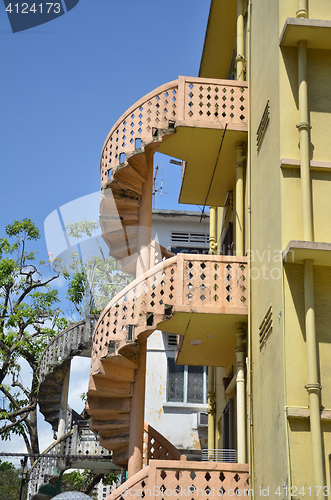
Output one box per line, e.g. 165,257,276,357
128,336,147,478
57,360,71,438
128,153,153,478
136,154,153,277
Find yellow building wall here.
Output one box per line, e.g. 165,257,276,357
284,264,331,490
249,0,289,493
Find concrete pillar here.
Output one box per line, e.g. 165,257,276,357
235,143,245,256
136,156,153,277
209,206,217,254
127,336,147,478
57,360,71,438
236,0,245,82
207,367,216,454
129,154,153,477
235,323,246,463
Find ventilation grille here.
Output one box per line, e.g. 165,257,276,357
167,334,178,348
259,305,272,346
257,101,270,151
171,232,209,245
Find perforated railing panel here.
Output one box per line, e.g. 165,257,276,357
100,77,248,189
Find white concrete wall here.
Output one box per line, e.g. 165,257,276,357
145,210,209,456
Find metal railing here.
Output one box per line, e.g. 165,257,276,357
201,449,237,463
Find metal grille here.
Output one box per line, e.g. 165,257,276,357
167,334,177,348
257,100,270,151
201,449,237,463
259,304,273,346
171,231,209,245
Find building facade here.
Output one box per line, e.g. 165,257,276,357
87,1,331,499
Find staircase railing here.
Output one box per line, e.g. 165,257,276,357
101,77,248,188
143,422,181,466
39,315,98,384
27,407,112,500
107,458,249,500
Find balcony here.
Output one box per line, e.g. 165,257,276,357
99,77,248,269
106,458,249,500
92,253,247,369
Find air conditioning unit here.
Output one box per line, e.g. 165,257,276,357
197,412,208,428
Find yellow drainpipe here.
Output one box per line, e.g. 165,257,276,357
208,207,217,452
246,0,254,491
296,2,325,495
236,323,246,463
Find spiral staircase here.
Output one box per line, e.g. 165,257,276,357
28,316,116,500
88,75,248,469
99,76,248,275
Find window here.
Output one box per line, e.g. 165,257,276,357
167,358,208,404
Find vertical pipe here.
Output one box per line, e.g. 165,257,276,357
128,336,147,478
235,323,246,463
296,0,308,18
236,0,245,82
136,156,153,277
57,361,70,438
295,3,324,491
217,207,223,255
209,206,217,255
304,259,324,496
208,366,215,454
297,40,313,242
129,154,153,476
235,143,245,256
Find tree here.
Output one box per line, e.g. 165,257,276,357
61,469,118,498
0,459,27,500
0,219,67,463
64,219,131,320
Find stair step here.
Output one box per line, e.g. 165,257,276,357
99,429,130,449
90,413,130,431
127,156,147,182
111,444,129,466
103,354,137,370
86,396,131,414
99,358,135,381
88,375,132,397
114,175,143,196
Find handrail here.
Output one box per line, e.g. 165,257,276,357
143,422,181,466
100,76,248,188
92,254,248,362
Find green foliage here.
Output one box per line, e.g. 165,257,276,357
61,469,118,498
65,219,132,319
0,219,67,454
0,459,27,500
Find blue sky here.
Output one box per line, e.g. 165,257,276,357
0,0,211,460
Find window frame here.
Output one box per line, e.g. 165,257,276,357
166,357,208,405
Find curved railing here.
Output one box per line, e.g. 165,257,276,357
39,315,98,384
28,411,112,500
92,253,248,363
28,429,74,499
100,77,248,188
